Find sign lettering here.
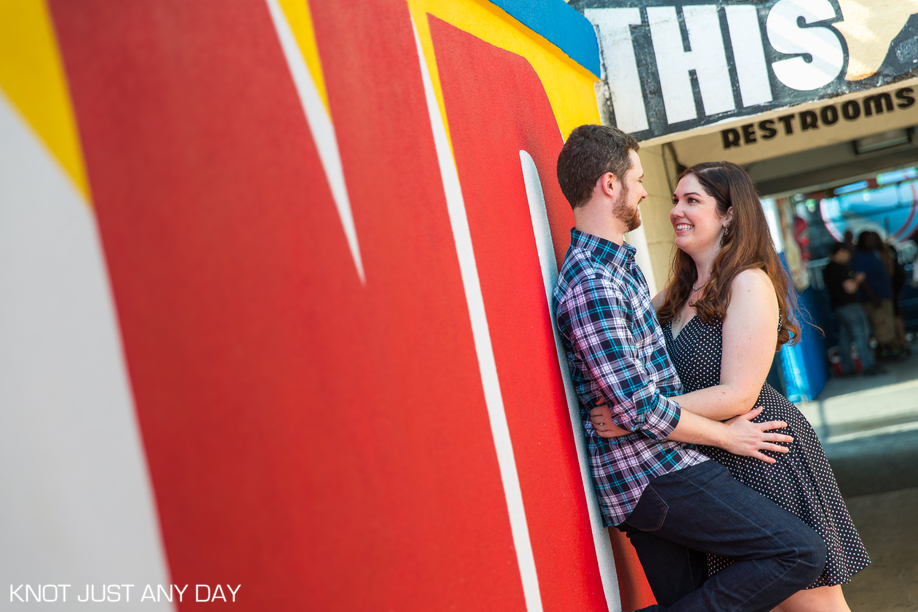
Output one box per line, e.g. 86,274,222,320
571,0,918,140
720,87,916,149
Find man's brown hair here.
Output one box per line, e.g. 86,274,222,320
556,124,640,209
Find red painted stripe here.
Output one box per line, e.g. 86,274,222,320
307,0,525,608
51,1,521,609
430,17,608,611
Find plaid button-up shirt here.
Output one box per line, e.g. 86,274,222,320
553,229,707,526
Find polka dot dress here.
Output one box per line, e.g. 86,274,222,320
663,316,870,588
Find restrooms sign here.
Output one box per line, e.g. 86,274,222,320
570,0,918,141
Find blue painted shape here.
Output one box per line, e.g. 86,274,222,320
780,340,808,403
779,255,828,403
788,287,828,401
488,0,601,77
772,253,829,402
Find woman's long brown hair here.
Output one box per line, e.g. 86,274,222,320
656,162,800,350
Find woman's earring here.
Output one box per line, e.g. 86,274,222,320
723,226,728,236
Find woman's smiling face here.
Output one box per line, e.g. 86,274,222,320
671,173,731,259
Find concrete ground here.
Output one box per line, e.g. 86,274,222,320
796,338,918,611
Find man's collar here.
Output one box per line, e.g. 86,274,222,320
571,228,635,268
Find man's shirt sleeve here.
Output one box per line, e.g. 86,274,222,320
563,273,681,440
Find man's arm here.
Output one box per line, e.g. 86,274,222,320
562,274,683,440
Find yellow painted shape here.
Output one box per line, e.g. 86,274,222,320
407,0,600,150
0,0,89,200
279,0,330,114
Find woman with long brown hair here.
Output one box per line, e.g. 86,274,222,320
661,162,867,611
594,162,868,611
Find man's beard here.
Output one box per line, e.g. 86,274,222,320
612,183,641,232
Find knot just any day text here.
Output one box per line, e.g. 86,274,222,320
10,584,241,603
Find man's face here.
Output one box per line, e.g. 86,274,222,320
612,150,647,233
833,248,851,264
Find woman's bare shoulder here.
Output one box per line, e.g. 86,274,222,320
730,267,774,295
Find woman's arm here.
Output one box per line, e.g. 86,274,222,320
590,270,778,436
675,269,779,420
592,269,779,434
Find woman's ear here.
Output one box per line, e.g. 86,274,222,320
724,206,734,226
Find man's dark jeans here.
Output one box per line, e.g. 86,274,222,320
618,460,826,612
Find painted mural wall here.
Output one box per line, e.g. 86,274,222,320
0,1,658,610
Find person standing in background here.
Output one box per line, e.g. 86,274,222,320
851,232,902,361
823,243,885,376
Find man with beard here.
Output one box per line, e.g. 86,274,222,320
552,125,825,611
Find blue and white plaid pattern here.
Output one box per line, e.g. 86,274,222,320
553,229,707,526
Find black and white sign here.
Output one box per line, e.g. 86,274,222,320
570,0,918,140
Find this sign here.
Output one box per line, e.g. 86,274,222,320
570,0,918,141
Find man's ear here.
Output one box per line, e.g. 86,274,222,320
597,172,617,198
